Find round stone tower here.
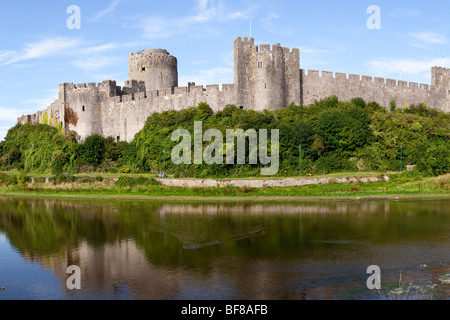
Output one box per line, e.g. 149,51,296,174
128,49,178,92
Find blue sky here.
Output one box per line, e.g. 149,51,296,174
1,0,449,140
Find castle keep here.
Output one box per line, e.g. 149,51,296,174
18,36,450,142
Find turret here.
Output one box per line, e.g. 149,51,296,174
129,49,178,92
234,36,255,109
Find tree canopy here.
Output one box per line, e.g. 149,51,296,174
1,96,449,177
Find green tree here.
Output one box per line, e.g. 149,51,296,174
316,109,345,152
351,97,366,109
81,134,106,166
339,107,372,153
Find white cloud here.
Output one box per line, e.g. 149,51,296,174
0,38,129,78
82,43,119,54
259,11,293,37
0,106,42,122
299,47,331,69
71,56,124,72
21,89,59,111
179,67,233,87
367,57,450,83
0,38,84,65
92,0,122,22
0,37,126,68
261,11,280,24
180,50,234,86
0,51,16,63
138,0,251,40
410,32,447,45
222,51,234,67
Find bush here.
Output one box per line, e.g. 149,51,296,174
76,177,95,184
417,142,450,176
31,177,47,184
0,174,18,186
17,172,30,185
351,97,366,109
390,100,397,112
115,176,160,188
315,152,356,174
81,134,106,166
54,174,75,184
316,110,345,152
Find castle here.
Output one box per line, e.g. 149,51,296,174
18,36,450,143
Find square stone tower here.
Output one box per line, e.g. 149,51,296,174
234,37,300,110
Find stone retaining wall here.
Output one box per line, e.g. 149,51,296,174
157,175,389,188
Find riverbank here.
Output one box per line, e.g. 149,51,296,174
0,172,448,203
0,192,448,203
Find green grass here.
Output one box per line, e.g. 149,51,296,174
0,170,393,180
0,172,448,202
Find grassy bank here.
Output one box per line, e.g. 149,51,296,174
0,171,448,202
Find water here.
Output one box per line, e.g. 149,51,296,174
0,197,449,300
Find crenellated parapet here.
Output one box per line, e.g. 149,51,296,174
302,70,431,91
110,83,236,105
300,68,449,112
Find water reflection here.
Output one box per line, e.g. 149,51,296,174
0,198,449,300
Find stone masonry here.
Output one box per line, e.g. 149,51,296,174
18,36,450,143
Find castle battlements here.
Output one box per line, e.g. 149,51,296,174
61,80,118,91
253,43,300,60
18,36,449,143
302,70,431,91
111,83,237,104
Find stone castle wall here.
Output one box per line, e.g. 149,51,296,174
103,82,237,142
18,36,450,143
20,80,238,142
300,68,449,112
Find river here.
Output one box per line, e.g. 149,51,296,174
0,197,449,300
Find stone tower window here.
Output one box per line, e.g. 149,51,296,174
258,62,263,69
82,106,85,112
142,66,146,72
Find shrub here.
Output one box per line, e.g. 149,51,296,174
81,134,106,166
17,172,30,185
115,176,160,188
315,152,356,174
417,142,450,176
54,174,75,184
351,97,366,109
390,100,397,112
1,175,18,186
76,177,94,184
32,177,47,184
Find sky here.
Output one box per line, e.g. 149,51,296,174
1,0,450,141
